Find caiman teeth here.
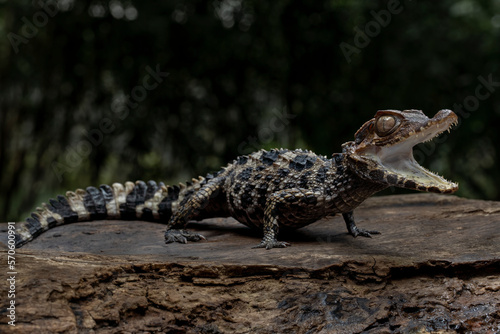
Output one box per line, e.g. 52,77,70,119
420,119,456,144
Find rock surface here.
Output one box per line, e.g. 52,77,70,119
1,194,499,333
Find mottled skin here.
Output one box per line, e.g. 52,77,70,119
164,148,387,249
15,109,458,249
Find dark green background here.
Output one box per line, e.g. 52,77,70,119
1,0,499,220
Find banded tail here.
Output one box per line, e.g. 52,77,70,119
15,177,213,248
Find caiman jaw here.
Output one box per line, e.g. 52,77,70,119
346,109,459,194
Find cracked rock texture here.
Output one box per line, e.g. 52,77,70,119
1,194,499,333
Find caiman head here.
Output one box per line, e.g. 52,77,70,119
343,109,458,194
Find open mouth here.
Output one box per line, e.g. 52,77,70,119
353,109,459,194
378,110,458,193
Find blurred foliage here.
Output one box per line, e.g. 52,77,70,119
1,0,499,220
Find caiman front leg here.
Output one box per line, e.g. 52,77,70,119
252,195,290,250
252,192,290,250
253,188,319,250
342,211,380,238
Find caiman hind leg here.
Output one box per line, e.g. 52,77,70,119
164,178,224,244
253,188,320,250
342,211,380,238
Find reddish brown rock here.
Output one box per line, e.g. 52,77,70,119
1,194,499,333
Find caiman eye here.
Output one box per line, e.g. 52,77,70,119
375,115,399,136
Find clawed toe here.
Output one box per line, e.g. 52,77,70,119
350,228,380,238
252,240,291,250
165,229,206,244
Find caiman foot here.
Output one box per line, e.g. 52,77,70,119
342,211,380,238
164,229,206,244
252,239,291,250
348,226,380,238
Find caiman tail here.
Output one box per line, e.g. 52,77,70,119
15,177,214,248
